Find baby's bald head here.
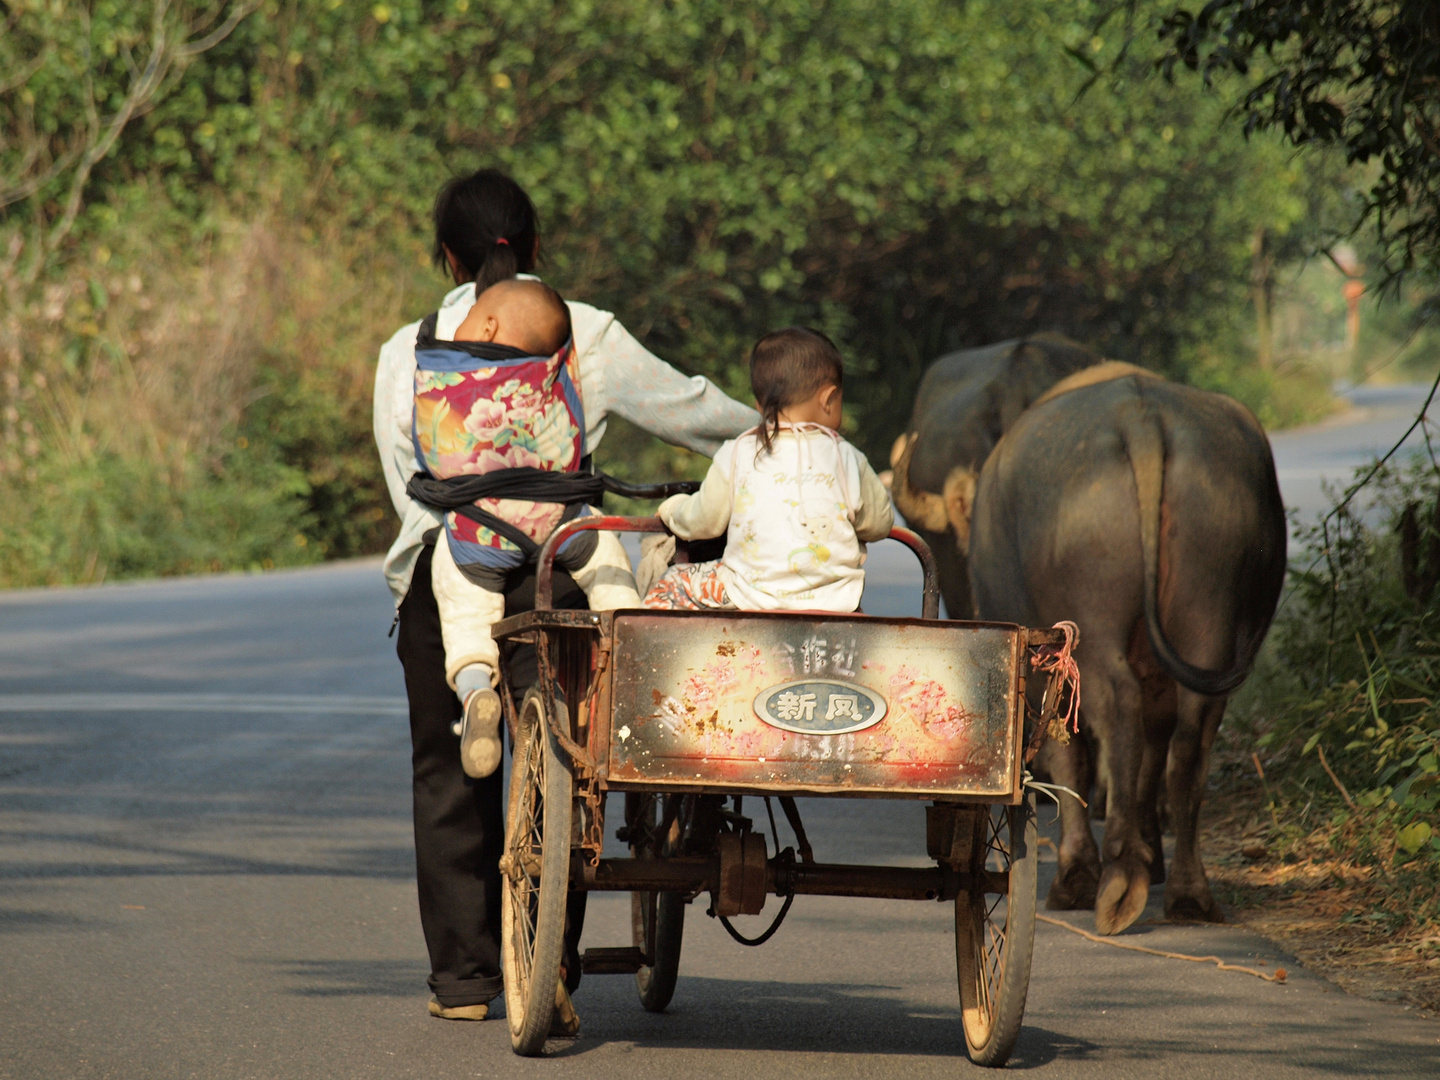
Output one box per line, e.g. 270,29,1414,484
455,279,571,355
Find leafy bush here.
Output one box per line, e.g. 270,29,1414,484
0,442,317,588
2,0,1355,583
1234,446,1440,931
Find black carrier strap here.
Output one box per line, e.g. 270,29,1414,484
406,468,606,558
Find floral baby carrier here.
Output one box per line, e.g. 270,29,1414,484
405,311,603,582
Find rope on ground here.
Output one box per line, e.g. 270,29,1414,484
1036,914,1288,983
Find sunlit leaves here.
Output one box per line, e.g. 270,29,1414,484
1158,0,1440,283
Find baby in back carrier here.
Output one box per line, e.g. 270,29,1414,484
644,326,893,611
412,279,640,778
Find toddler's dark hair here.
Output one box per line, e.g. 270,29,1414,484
750,327,844,455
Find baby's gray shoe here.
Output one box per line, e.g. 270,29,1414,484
459,688,503,778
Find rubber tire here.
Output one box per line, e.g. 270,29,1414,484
627,794,685,1012
955,795,1037,1068
501,687,573,1056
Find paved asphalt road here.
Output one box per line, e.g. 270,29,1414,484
1269,381,1437,529
3,386,1439,1079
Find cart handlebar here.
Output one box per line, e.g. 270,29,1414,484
597,474,701,500
535,516,942,620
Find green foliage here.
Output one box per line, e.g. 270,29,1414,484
1236,452,1440,930
115,0,1330,445
1185,346,1337,429
241,354,396,560
0,0,258,276
0,440,317,588
3,0,1348,581
1156,0,1440,285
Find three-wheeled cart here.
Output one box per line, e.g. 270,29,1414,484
492,513,1076,1067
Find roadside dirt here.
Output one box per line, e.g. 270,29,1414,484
1199,790,1440,1018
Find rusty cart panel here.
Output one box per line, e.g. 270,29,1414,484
492,513,1079,1064
604,610,1026,800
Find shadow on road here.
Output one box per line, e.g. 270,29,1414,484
541,975,976,1060
272,957,429,998
0,829,414,883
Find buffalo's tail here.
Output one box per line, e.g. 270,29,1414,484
1121,390,1253,697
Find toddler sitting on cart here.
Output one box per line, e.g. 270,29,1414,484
645,327,893,611
409,279,641,778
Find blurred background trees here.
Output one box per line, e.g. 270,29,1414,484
0,0,1416,584
1158,0,1440,285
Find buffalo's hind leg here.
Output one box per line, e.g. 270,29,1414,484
1137,728,1170,885
1164,688,1228,923
1038,734,1100,911
1090,659,1154,936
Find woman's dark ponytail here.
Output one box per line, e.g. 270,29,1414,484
432,169,539,291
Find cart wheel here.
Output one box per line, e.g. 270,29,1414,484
501,687,573,1056
955,795,1037,1067
626,793,685,1012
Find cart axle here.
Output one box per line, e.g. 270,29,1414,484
579,856,968,904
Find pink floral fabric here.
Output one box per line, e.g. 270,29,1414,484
413,339,584,559
642,560,737,610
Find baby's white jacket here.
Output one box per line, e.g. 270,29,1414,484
658,424,895,611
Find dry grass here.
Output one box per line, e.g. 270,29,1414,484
1200,786,1440,1017
4,207,426,471
0,196,432,584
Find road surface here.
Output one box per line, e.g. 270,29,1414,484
2,387,1437,1078
1269,381,1436,529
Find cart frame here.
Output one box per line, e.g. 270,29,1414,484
493,515,1076,1065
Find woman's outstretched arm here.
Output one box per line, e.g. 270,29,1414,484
569,301,758,457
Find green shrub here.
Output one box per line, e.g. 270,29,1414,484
2,0,1357,583
1234,449,1440,930
0,442,318,587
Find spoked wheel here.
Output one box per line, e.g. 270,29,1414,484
955,795,1037,1067
500,687,573,1056
625,793,686,1012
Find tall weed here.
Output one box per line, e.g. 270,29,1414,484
0,193,429,585
1234,451,1440,931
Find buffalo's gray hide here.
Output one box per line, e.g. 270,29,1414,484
891,333,1099,616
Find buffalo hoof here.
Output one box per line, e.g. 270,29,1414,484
1094,859,1151,935
1165,890,1225,924
1045,860,1099,911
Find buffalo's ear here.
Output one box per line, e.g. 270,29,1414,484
943,467,978,551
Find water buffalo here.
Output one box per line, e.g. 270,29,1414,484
890,334,1100,618
968,368,1287,934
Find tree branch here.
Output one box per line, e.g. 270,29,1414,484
15,0,260,272
0,48,50,97
177,0,260,58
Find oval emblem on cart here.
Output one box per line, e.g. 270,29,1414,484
753,679,887,735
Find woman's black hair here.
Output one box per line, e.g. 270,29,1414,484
432,169,539,292
749,327,844,455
